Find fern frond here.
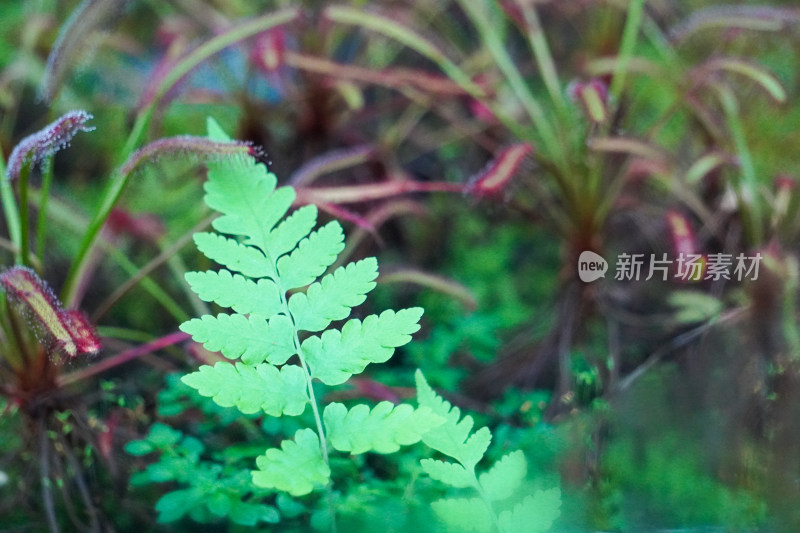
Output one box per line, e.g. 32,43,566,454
185,270,282,316
430,497,494,532
206,158,295,256
181,362,308,416
176,119,427,518
323,402,444,454
288,257,378,332
416,370,491,468
497,489,561,533
193,233,273,278
420,459,473,488
303,308,424,385
252,429,331,496
263,204,318,259
180,314,296,365
478,450,526,502
276,221,344,289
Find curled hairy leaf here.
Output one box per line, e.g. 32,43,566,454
39,0,131,102
6,111,94,180
118,136,258,177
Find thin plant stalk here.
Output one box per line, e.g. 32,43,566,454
35,160,54,265
17,164,31,268
517,1,568,115
455,0,562,163
609,0,646,100
0,157,22,263
716,84,763,246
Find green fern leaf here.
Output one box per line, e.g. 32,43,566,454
180,313,296,365
181,362,308,416
252,428,331,496
303,308,424,385
185,270,282,316
415,370,491,468
264,204,318,260
323,402,444,454
478,450,527,502
419,459,472,488
497,488,561,533
193,233,273,279
205,157,295,255
430,497,493,532
288,257,378,332
276,221,344,289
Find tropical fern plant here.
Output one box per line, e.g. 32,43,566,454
415,370,561,533
175,118,444,522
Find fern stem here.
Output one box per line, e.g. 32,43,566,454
469,470,502,533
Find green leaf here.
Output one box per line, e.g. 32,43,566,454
416,370,491,468
205,150,295,258
479,450,527,501
155,488,202,523
276,221,345,289
146,422,182,448
497,488,561,533
229,500,280,526
124,439,154,456
181,362,308,416
252,428,331,496
263,204,318,260
324,402,444,454
430,497,493,533
420,459,473,488
304,308,424,385
180,313,296,365
185,270,282,316
289,257,379,332
193,232,274,279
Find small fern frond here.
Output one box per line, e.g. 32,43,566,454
416,369,491,468
252,429,331,496
497,489,561,533
182,361,308,416
185,270,282,316
415,370,562,533
179,118,425,518
323,402,443,454
180,314,296,365
288,257,378,332
303,308,424,386
193,233,273,278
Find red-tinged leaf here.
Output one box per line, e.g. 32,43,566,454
666,210,698,258
252,29,286,73
285,52,469,96
106,208,165,241
289,145,375,187
567,79,610,123
0,267,100,358
61,310,102,356
6,111,94,180
466,143,533,199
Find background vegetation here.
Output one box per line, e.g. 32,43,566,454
1,0,800,531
